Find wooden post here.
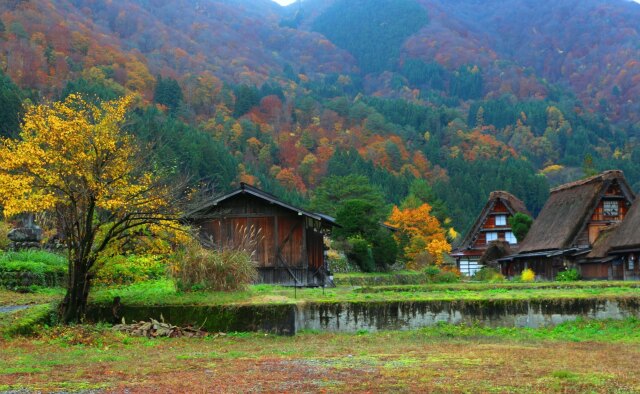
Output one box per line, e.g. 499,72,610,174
302,218,308,269
274,215,279,269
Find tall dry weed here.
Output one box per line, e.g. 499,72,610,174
173,224,261,291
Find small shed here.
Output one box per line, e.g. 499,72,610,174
185,183,338,286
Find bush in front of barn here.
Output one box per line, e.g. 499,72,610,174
93,255,168,286
556,268,580,282
172,241,257,292
521,268,536,282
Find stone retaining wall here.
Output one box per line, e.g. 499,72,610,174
86,297,640,335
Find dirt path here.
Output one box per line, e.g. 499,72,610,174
0,305,31,314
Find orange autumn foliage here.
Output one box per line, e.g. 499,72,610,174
386,204,451,269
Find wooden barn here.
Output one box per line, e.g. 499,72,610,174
185,183,338,286
450,191,530,276
499,170,635,280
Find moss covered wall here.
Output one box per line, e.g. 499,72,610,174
86,298,640,335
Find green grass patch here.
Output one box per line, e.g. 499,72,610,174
414,317,640,343
357,281,640,293
0,250,67,289
0,250,67,267
333,270,428,286
0,303,56,337
87,279,640,307
0,286,64,306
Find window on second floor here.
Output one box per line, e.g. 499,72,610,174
505,231,517,245
495,215,507,226
486,232,498,243
603,200,619,217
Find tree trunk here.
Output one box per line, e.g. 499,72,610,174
59,259,92,324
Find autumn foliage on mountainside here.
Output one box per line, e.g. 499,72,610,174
2,0,640,239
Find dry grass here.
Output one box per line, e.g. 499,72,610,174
172,225,260,292
1,323,640,393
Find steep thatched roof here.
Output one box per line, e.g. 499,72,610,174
453,191,530,251
479,240,513,266
518,170,634,254
608,197,640,253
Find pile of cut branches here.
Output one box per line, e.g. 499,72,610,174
112,316,206,338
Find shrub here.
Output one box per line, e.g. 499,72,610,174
93,255,167,286
410,251,436,270
326,248,357,273
434,270,459,283
424,265,460,283
372,229,398,270
556,268,580,282
473,267,505,282
173,241,257,292
346,236,375,272
424,265,441,279
521,268,536,282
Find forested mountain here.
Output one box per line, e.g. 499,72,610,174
1,0,640,237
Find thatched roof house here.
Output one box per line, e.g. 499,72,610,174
451,191,529,276
499,170,635,279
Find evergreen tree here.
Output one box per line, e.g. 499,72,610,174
309,174,386,217
0,70,24,138
154,75,183,112
509,213,533,242
233,84,260,117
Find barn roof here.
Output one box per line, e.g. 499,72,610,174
517,170,634,254
452,191,530,252
186,183,339,227
607,197,640,253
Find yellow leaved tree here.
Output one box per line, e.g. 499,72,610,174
386,203,451,269
0,94,180,323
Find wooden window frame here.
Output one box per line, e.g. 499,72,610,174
603,200,619,217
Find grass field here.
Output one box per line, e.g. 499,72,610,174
2,280,640,392
4,280,640,308
87,279,640,306
1,318,640,393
